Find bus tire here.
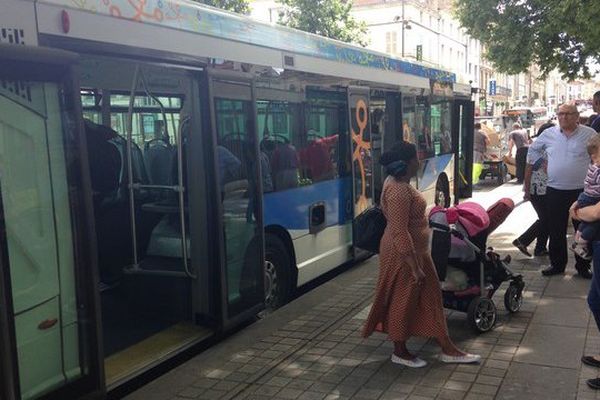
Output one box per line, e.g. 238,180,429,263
264,234,293,311
435,175,451,208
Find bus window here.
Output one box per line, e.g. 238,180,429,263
256,100,301,192
402,94,433,158
81,89,101,123
301,88,349,184
108,94,181,150
401,94,417,145
214,95,264,315
431,99,452,155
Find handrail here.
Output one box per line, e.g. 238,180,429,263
126,65,140,270
124,66,194,278
177,117,196,279
138,69,171,143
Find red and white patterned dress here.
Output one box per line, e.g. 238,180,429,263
362,177,449,341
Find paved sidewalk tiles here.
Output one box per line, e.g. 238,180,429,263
128,187,600,400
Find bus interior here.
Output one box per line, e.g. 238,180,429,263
78,57,213,386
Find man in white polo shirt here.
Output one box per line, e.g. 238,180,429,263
524,103,597,278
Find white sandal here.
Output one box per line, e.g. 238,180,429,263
391,353,427,368
439,353,481,364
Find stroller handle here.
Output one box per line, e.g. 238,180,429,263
429,222,482,254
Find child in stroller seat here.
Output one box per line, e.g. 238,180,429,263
429,199,525,332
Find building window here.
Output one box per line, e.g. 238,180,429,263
386,31,397,54
469,63,472,74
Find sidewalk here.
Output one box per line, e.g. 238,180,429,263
127,181,599,400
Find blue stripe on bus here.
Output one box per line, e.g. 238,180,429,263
263,177,353,230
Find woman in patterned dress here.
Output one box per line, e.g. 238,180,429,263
362,141,480,368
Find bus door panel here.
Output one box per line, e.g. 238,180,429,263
347,87,374,254
0,45,103,400
453,100,475,199
206,70,265,329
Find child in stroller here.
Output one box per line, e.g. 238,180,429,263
429,198,525,333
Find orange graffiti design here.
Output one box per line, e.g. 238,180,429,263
104,0,183,22
351,99,371,214
126,0,163,22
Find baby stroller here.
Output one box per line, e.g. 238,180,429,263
429,199,525,333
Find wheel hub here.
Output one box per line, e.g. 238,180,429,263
475,300,495,330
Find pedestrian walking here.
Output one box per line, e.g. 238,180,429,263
525,103,596,278
512,122,554,257
569,201,600,389
473,122,489,164
507,122,531,183
362,141,480,368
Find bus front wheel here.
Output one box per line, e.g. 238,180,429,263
264,234,293,311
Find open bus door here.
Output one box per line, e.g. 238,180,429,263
452,99,475,201
348,87,375,256
0,45,103,399
205,70,265,330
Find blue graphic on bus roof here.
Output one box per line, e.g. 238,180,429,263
49,0,455,83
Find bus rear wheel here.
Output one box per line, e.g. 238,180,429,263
264,234,293,311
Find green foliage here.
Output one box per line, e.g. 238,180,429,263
199,0,250,14
454,0,600,80
276,0,369,47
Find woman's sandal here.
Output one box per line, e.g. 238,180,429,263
391,353,427,368
439,353,481,364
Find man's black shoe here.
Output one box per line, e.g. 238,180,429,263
512,239,532,257
576,266,593,279
582,356,600,368
534,248,548,257
588,378,600,390
541,266,564,276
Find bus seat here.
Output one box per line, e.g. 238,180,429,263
84,119,121,204
145,138,174,186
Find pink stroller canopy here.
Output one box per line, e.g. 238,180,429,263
429,202,490,237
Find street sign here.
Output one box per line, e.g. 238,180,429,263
489,80,497,96
416,45,423,61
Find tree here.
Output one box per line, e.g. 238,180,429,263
454,0,600,80
199,0,250,15
276,0,368,47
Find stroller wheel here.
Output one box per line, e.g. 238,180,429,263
467,297,497,333
504,282,524,313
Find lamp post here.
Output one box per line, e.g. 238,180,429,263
401,0,405,57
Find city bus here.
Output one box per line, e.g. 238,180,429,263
0,0,473,398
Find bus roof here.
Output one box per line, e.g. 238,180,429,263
40,0,455,84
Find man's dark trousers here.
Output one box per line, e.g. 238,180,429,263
516,146,529,183
546,186,590,273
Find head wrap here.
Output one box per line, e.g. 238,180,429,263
385,160,407,177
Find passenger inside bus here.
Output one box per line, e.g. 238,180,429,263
271,139,299,190
299,131,338,182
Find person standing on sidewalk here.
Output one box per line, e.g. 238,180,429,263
525,103,596,278
569,200,600,388
513,122,554,257
590,91,600,133
362,141,480,368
